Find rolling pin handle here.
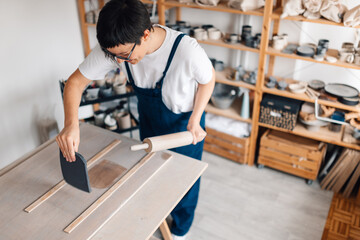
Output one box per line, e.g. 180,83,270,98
130,143,149,151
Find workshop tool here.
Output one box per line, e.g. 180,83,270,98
24,139,121,213
130,131,194,152
64,152,173,233
60,151,91,193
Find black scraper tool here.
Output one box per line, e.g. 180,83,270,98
60,150,91,193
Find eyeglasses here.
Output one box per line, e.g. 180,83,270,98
103,42,136,61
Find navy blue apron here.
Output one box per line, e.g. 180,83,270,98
125,33,205,236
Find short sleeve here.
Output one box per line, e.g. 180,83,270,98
78,44,118,80
187,38,213,85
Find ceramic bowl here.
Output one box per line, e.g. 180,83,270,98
211,83,239,109
266,81,276,88
309,80,325,90
277,80,288,90
289,83,306,94
300,118,329,132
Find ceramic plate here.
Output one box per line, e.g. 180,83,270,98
296,46,315,57
324,84,359,98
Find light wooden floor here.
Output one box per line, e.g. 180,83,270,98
124,131,333,240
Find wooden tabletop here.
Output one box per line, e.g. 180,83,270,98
0,123,208,240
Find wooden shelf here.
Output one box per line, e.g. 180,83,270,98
141,0,155,4
197,39,260,53
271,7,360,29
163,0,264,16
267,47,360,70
216,68,256,90
206,99,252,123
258,122,360,151
262,77,360,113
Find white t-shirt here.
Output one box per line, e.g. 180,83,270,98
79,25,213,113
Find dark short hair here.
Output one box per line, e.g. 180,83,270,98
96,0,153,49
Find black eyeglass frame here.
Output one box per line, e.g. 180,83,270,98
102,42,137,61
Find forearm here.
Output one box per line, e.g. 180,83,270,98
63,69,92,127
190,68,216,124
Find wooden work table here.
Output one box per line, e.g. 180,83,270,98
0,123,207,240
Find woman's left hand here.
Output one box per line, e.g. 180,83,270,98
187,121,207,145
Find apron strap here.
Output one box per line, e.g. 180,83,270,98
124,61,134,85
156,33,185,89
125,33,186,89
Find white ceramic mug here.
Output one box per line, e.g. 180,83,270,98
116,112,131,129
339,50,355,63
272,35,285,50
207,28,222,40
94,112,105,126
342,42,355,52
113,82,127,95
194,28,207,41
229,33,238,44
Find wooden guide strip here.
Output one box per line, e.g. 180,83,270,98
24,139,121,213
64,151,168,233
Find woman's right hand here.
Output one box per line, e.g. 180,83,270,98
56,124,80,162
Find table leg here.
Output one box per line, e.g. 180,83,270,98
159,220,172,240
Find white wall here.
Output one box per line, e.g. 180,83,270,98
0,0,84,169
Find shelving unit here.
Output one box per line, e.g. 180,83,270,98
158,0,263,164
205,99,252,123
249,0,360,166
59,80,138,135
267,47,360,70
271,7,360,29
197,39,260,53
76,0,359,167
157,0,360,167
262,77,360,113
216,69,256,90
258,122,360,151
161,0,264,15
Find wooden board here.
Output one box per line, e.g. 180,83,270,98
343,159,360,198
0,124,208,239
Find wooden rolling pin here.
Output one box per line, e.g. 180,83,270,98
131,131,194,152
